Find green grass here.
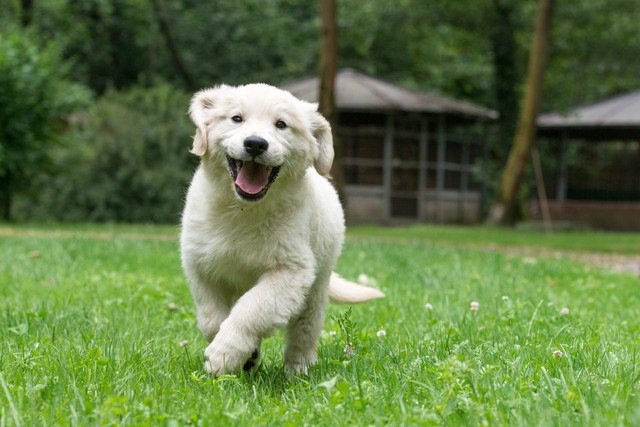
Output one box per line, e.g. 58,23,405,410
348,224,640,254
1,224,639,426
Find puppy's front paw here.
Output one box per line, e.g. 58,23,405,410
242,348,261,372
203,331,258,376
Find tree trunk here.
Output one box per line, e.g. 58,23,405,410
487,0,554,226
150,0,198,91
20,0,33,27
490,0,519,159
317,0,346,204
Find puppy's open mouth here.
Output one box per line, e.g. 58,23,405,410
227,156,281,201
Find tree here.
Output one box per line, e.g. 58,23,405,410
489,0,520,157
20,0,33,27
487,0,555,225
150,0,197,91
318,0,337,127
317,0,345,201
0,33,88,221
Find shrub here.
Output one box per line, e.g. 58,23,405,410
0,32,89,220
15,83,197,223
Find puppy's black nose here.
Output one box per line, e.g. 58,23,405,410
244,136,268,157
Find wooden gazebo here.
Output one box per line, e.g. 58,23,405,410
284,69,497,224
537,91,640,230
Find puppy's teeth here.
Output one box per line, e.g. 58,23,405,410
237,160,243,169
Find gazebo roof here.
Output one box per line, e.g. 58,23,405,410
283,68,497,120
538,91,640,140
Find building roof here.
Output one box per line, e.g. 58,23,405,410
282,68,497,120
537,90,640,140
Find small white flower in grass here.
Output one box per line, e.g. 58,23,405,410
376,329,386,338
552,349,563,358
357,273,370,286
329,330,337,336
470,301,479,311
501,296,509,301
424,303,433,311
168,302,178,311
343,343,353,359
514,344,521,350
179,340,189,347
560,307,570,315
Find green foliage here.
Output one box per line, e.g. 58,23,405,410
339,0,500,105
547,0,640,111
57,0,152,94
2,0,640,223
4,0,319,93
168,0,318,86
0,32,89,220
1,224,639,425
3,0,639,109
14,83,196,222
7,0,157,94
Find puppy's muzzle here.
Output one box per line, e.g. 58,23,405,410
227,136,281,201
244,136,269,158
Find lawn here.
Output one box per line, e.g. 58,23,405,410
1,224,639,426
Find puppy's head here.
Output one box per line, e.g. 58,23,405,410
188,83,334,202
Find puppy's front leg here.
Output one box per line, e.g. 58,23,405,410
189,279,230,343
204,267,314,376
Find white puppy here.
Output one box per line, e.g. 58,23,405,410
180,83,383,376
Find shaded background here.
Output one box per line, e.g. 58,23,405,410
0,0,638,224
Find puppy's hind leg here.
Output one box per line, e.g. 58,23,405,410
284,280,329,376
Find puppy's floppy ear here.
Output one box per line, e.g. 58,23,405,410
188,85,228,156
310,111,335,177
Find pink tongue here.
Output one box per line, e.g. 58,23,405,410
236,161,269,195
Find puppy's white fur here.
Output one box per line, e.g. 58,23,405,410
180,83,383,376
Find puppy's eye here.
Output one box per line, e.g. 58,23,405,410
231,115,243,123
275,120,287,129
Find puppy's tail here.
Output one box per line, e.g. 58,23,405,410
328,273,384,304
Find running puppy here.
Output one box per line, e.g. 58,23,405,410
180,83,383,376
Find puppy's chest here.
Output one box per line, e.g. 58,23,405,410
197,228,289,289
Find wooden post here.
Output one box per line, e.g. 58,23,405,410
382,115,394,222
418,117,429,221
556,132,567,202
637,140,640,194
436,116,446,223
460,132,470,223
532,145,553,234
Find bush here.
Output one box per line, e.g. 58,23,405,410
0,32,89,220
15,83,197,223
